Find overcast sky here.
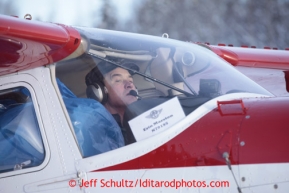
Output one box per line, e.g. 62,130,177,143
11,0,134,27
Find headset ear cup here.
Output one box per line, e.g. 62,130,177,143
86,83,107,103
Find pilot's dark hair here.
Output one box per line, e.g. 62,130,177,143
85,63,105,86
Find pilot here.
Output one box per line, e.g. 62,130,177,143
85,61,139,144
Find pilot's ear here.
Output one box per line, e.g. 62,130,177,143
86,82,108,104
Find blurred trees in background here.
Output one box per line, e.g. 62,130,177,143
0,0,288,49
97,0,118,29
123,0,289,49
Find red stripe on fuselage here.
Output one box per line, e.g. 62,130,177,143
95,97,289,172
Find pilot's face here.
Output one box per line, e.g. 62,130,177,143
104,67,137,107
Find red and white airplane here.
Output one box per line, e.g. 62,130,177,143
0,14,289,193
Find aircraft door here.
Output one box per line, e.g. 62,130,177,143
0,69,83,193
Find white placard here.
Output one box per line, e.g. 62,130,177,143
128,97,185,141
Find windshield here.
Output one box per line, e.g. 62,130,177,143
55,27,272,157
59,27,271,98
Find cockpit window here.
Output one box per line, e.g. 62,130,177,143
0,87,45,173
55,27,272,157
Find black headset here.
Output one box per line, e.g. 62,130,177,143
86,82,108,104
85,66,109,104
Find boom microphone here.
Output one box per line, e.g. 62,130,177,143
129,90,141,99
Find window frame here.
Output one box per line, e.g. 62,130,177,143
0,81,49,178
